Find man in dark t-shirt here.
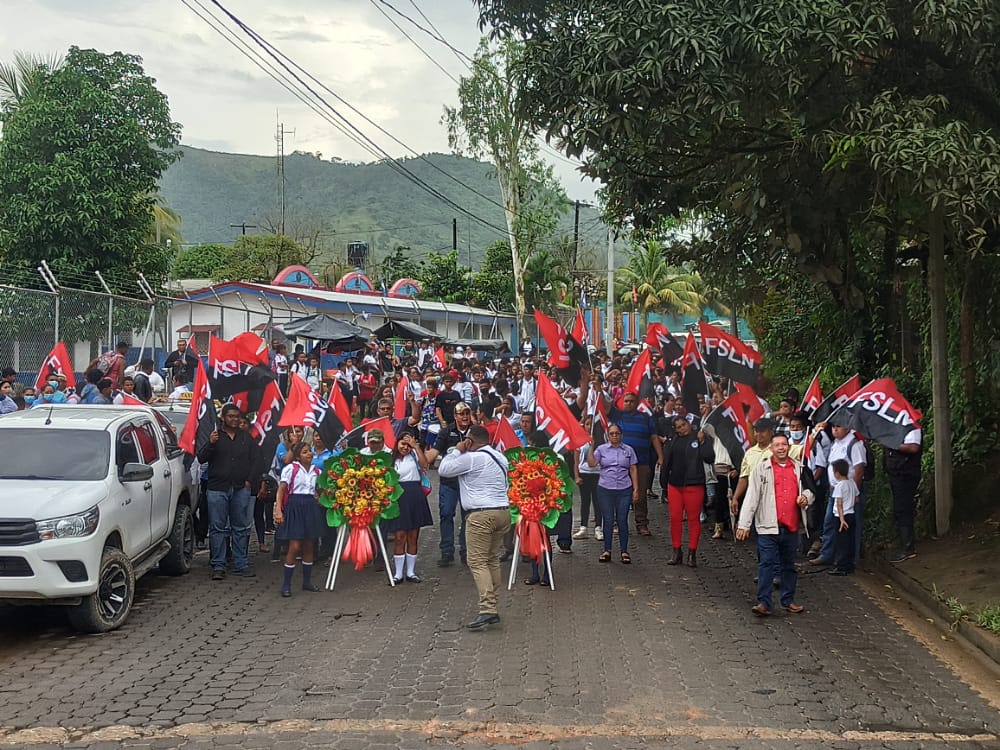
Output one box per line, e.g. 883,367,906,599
425,402,474,566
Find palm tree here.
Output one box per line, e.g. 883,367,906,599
616,239,727,329
0,51,63,113
524,248,571,310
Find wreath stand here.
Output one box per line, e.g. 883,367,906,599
506,524,556,591
325,521,396,590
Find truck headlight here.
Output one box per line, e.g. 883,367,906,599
36,506,100,540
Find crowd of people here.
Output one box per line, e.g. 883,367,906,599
0,331,923,628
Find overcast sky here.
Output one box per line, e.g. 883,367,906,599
2,0,598,201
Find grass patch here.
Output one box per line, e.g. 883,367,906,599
975,604,1000,636
931,585,1000,636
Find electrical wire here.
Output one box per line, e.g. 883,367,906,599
367,0,460,85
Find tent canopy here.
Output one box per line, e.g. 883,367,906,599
282,314,369,347
370,320,438,341
443,338,511,353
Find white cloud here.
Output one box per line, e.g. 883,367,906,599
2,0,598,201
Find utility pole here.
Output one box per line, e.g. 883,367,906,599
573,200,581,269
231,222,257,236
276,117,295,237
605,227,615,354
452,218,458,251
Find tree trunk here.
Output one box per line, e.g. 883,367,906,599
498,169,527,340
959,259,976,428
928,203,953,536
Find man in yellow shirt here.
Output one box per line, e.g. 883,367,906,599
730,418,775,515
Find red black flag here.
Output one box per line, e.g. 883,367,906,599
534,371,592,452
571,307,589,346
179,357,218,456
801,370,823,417
645,323,684,364
698,321,762,387
829,378,921,449
249,380,285,481
279,373,347,451
207,334,276,401
34,342,74,392
705,395,753,468
811,374,861,424
346,416,398,450
534,308,589,382
680,333,708,416
623,347,655,414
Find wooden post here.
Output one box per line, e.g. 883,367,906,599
928,203,953,536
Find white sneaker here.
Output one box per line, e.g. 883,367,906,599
594,527,604,541
572,526,588,539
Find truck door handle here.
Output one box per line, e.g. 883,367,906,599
143,482,152,490
124,498,132,505
163,470,172,478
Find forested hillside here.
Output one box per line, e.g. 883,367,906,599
158,146,609,270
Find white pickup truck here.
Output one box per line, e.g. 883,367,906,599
0,405,197,632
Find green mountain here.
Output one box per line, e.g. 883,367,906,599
157,146,611,273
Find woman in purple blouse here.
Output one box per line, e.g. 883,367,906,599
587,424,639,563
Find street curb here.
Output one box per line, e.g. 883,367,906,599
869,555,1000,667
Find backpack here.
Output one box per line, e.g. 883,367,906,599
848,437,876,482
95,351,118,375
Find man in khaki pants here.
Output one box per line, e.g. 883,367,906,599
438,425,510,630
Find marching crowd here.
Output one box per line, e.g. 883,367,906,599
0,331,923,629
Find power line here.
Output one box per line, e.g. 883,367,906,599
367,0,460,85
193,0,581,251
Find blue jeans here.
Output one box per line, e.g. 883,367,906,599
207,487,253,572
756,528,799,609
597,486,632,553
438,483,466,560
820,485,865,566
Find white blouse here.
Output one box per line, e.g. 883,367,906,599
280,461,319,495
395,453,421,482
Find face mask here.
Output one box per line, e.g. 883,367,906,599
24,395,35,405
48,380,59,389
790,430,804,441
42,393,54,403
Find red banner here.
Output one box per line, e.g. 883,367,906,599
348,416,397,450
433,347,447,370
734,382,765,424
279,373,346,450
329,377,354,434
571,307,589,346
394,376,409,420
34,342,74,392
534,308,572,368
534,371,591,451
490,417,522,452
227,332,269,365
645,323,684,363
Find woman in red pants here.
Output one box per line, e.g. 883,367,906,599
661,416,716,567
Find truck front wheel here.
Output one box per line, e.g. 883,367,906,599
67,546,135,633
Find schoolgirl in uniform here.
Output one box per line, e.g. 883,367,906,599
274,442,325,597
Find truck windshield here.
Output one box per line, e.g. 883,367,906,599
0,429,111,481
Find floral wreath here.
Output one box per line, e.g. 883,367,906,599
317,448,402,570
503,446,573,563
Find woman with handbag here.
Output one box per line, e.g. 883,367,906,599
387,433,434,583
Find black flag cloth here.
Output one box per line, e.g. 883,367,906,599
829,378,922,450
705,395,752,468
698,321,762,387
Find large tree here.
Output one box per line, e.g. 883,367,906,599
476,0,1000,534
443,37,567,334
213,235,308,283
0,47,182,288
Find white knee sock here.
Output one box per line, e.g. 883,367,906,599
393,554,405,578
405,553,417,577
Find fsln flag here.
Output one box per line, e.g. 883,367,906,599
279,373,346,450
433,347,447,371
645,323,684,364
179,357,217,456
698,321,762,387
680,333,709,416
34,342,74,392
490,417,522,452
829,378,922,450
811,374,861,424
248,380,285,481
801,370,823,417
623,347,655,414
534,308,589,383
534,371,592,452
705,395,753,468
734,382,765,424
207,334,276,400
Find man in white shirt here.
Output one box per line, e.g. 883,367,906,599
517,362,537,414
438,425,510,630
812,423,867,567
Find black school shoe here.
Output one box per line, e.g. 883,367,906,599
466,613,501,630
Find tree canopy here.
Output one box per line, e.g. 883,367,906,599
214,235,308,283
0,47,182,289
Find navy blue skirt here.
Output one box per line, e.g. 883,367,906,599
277,493,326,541
384,480,434,533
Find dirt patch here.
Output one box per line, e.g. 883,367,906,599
903,510,1000,612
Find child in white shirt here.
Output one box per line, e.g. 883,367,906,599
829,458,858,576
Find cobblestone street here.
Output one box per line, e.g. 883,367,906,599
1,497,999,750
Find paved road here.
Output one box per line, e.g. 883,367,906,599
1,493,999,750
